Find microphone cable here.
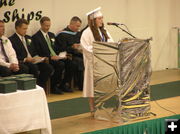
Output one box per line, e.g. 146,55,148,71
151,95,177,115
121,24,132,35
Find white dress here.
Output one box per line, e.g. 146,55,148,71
80,27,113,97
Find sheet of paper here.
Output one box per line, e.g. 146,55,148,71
58,51,67,59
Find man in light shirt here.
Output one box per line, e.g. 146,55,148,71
0,20,28,77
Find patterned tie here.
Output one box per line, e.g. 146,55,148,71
45,34,56,56
21,37,31,57
0,38,9,62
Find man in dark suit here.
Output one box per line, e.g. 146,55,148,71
0,20,28,77
32,16,73,94
9,19,54,89
55,16,84,90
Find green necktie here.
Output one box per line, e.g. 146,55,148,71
45,34,56,56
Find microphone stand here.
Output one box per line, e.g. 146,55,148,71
114,24,136,38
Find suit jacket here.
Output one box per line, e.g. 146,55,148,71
32,30,56,57
9,33,37,62
0,36,18,68
55,27,83,57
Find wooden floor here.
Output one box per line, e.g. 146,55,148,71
51,96,180,134
150,69,180,85
19,69,180,134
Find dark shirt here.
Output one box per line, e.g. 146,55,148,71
55,27,82,57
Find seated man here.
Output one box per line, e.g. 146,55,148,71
55,16,84,90
0,20,28,77
32,16,73,94
9,18,54,89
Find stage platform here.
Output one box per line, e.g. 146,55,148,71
51,96,180,134
18,69,180,134
47,69,180,102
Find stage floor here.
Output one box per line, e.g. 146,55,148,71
21,96,180,134
47,69,180,103
19,69,180,134
51,96,180,134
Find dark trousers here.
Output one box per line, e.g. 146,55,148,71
0,62,53,89
24,62,39,79
24,62,54,89
50,60,65,90
0,64,29,77
72,56,84,90
61,59,74,88
37,62,54,89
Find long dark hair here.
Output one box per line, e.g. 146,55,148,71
88,16,109,42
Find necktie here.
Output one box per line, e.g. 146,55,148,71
0,38,9,62
21,37,31,57
45,34,56,56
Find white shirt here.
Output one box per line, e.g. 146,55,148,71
40,30,49,40
16,33,31,57
0,35,18,68
0,40,6,62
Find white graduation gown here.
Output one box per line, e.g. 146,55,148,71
80,27,113,97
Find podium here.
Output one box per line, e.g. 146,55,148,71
172,27,180,68
93,38,152,122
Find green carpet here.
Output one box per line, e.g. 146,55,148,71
48,80,180,119
150,80,180,100
48,97,89,119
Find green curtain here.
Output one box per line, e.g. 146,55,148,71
83,114,180,134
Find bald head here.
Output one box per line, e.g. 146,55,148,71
69,16,82,32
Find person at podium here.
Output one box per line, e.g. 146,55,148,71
80,7,113,116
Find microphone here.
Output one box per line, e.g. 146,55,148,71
107,22,123,26
172,27,180,29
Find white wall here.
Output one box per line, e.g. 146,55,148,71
0,0,180,70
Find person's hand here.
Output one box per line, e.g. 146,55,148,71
9,63,19,72
24,57,34,63
33,56,42,60
72,43,80,49
51,56,62,61
31,56,46,63
72,43,82,53
34,56,45,61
